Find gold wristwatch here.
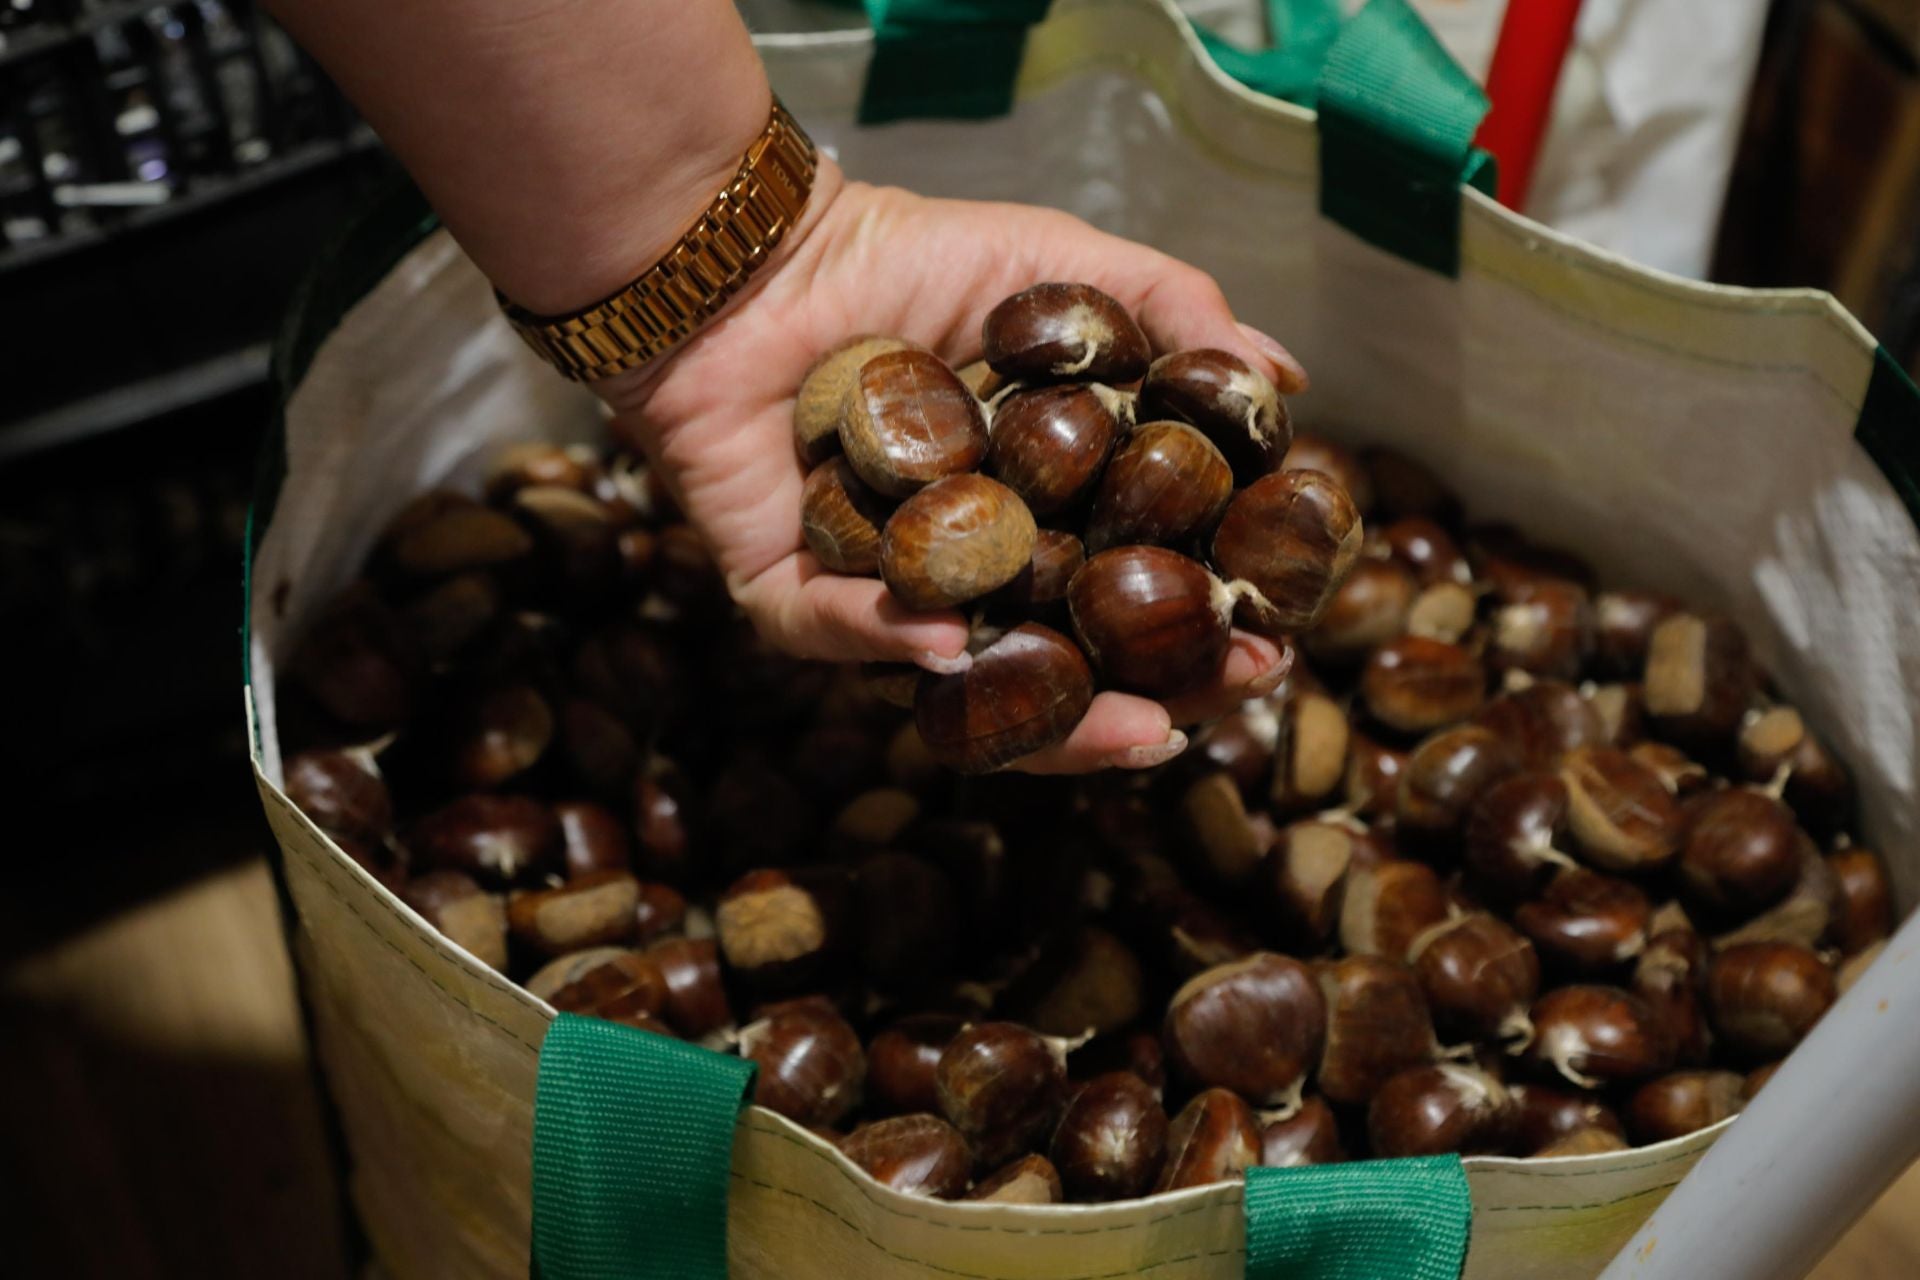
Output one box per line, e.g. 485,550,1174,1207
499,99,817,381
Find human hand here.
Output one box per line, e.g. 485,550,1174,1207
602,161,1309,773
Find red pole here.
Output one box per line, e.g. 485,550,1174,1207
1474,0,1585,210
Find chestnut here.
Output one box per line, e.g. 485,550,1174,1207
1192,707,1278,800
542,950,671,1031
645,936,733,1037
650,523,732,615
1643,613,1756,749
572,622,681,733
288,584,420,730
1558,745,1683,873
1260,1095,1347,1167
839,1114,972,1199
380,492,533,577
855,853,959,997
1535,1128,1629,1157
447,683,555,789
284,748,392,845
740,1001,867,1129
1737,706,1852,833
1005,926,1145,1039
880,474,1037,612
1210,469,1365,633
1086,422,1234,552
1050,1072,1168,1201
1507,1082,1625,1154
705,757,818,876
1625,1070,1745,1144
1069,1031,1167,1098
1068,546,1232,697
1409,913,1540,1045
1272,689,1353,814
1315,955,1440,1105
802,457,892,575
1304,558,1417,665
1486,580,1592,681
1367,1064,1512,1158
1838,941,1884,995
507,869,641,957
404,571,505,664
511,484,621,598
715,869,841,991
1133,350,1287,478
1464,772,1579,905
409,794,560,887
1339,860,1449,960
793,334,919,466
988,528,1086,614
401,871,508,971
1829,847,1894,955
788,724,887,805
524,946,631,1003
1592,590,1679,678
1164,952,1325,1110
1514,869,1650,974
1395,724,1522,842
981,282,1150,383
1473,680,1605,769
1585,682,1645,748
1266,819,1358,951
839,349,988,497
1466,524,1594,599
562,697,639,795
553,801,631,879
862,663,921,713
967,1154,1063,1203
633,881,687,943
1153,1089,1261,1192
1706,941,1835,1060
830,788,921,855
868,1014,965,1116
1525,985,1673,1088
1633,929,1713,1066
914,623,1094,774
1360,636,1486,736
1381,517,1472,587
1677,789,1802,918
1283,434,1373,511
935,1022,1068,1168
1630,741,1711,797
1181,771,1267,886
1711,843,1839,951
485,442,596,501
1363,447,1460,526
1343,732,1409,819
631,761,692,882
986,383,1126,516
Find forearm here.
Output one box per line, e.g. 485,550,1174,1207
265,0,770,315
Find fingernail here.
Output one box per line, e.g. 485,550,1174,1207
1237,322,1310,393
916,649,972,675
1112,729,1188,770
1245,658,1290,698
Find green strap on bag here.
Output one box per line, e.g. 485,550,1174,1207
858,0,1053,123
1245,1157,1473,1280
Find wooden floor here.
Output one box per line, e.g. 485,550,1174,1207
1,856,1912,1278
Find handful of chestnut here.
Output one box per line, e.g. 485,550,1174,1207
797,283,1359,773
278,302,1894,1206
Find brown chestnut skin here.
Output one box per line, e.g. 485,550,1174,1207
1409,913,1540,1045
1004,926,1145,1039
410,794,561,887
1396,724,1522,842
987,383,1125,517
1363,448,1461,526
1164,952,1326,1109
914,623,1094,774
632,881,687,943
1535,1128,1629,1157
544,950,672,1031
554,800,631,879
1305,557,1418,666
1585,683,1646,748
562,697,639,795
741,1002,867,1129
449,683,555,789
715,869,841,991
880,474,1037,611
379,492,534,578
1211,469,1365,634
1284,434,1374,512
404,570,505,663
856,853,959,998
1466,524,1595,600
839,1114,973,1199
1514,868,1651,975
1260,1096,1347,1167
631,762,693,882
1678,789,1802,919
1050,1072,1169,1201
524,946,638,1004
289,583,421,730
1643,613,1757,750
507,869,641,957
936,1022,1068,1169
1182,771,1267,887
1473,680,1605,769
645,937,733,1037
1707,941,1836,1060
1525,985,1673,1088
511,484,622,599
1829,847,1894,955
1464,772,1580,907
1068,546,1232,697
1138,348,1290,481
1558,745,1683,873
1344,732,1409,820
1712,842,1840,952
1381,517,1472,587
996,528,1086,612
1069,1031,1168,1099
1361,636,1486,737
1633,928,1713,1067
1488,580,1593,680
1737,706,1852,834
802,457,892,575
572,622,682,733
401,871,509,971
1266,819,1358,951
968,1154,1064,1203
1626,1070,1745,1145
1507,1083,1626,1155
1086,421,1234,552
1631,741,1711,797
1193,707,1278,800
1340,861,1448,961
285,748,392,845
1315,955,1439,1106
793,335,920,466
1368,1064,1512,1158
1154,1088,1261,1192
982,282,1150,383
869,1015,966,1116
1273,689,1353,814
485,442,596,501
839,348,989,497
1592,590,1680,678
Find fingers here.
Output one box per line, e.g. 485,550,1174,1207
735,552,971,671
1161,631,1292,724
1131,263,1309,393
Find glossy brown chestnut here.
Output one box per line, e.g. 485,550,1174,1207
553,801,631,879
839,1114,973,1199
1305,557,1417,665
631,761,692,881
1138,348,1290,480
285,748,392,845
802,457,892,575
1737,706,1853,833
1339,860,1449,961
651,523,730,614
1260,1096,1348,1167
448,683,554,789
1363,448,1461,525
561,697,638,795
839,349,989,497
645,936,733,1037
1711,843,1839,951
1360,636,1486,736
793,335,920,466
1006,926,1145,1039
935,1022,1068,1168
1192,706,1278,800
1585,682,1645,748
380,492,533,577
632,881,687,943
1466,524,1595,599
511,484,621,597
1514,869,1651,974
966,1154,1064,1203
741,1002,867,1128
1367,1064,1512,1157
986,383,1126,516
1630,741,1711,797
1315,955,1439,1105
1633,928,1712,1066
1153,1089,1261,1191
981,282,1150,383
1626,1070,1745,1144
1068,546,1232,697
914,623,1094,774
1525,985,1673,1088
1210,469,1365,633
880,474,1037,611
1473,680,1606,769
715,869,839,990
1395,724,1522,841
404,570,504,663
1707,941,1835,1060
401,871,509,971
1409,913,1540,1044
1164,952,1326,1109
1070,1031,1168,1098
1085,421,1234,552
410,793,560,887
1464,772,1579,906
1678,789,1803,918
1558,745,1683,873
1381,517,1473,587
1506,1082,1626,1154
1592,590,1680,678
507,869,641,956
288,584,420,730
1643,613,1757,749
869,1014,966,1116
1829,847,1894,955
572,622,681,732
1181,771,1267,886
1266,819,1358,951
1344,732,1409,819
1285,434,1374,511
543,950,671,1031
1489,581,1593,680
1536,1128,1629,1156
524,946,634,1003
1272,689,1353,813
828,787,921,857
485,442,596,501
1050,1072,1169,1201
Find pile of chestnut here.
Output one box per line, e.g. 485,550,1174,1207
277,287,1895,1208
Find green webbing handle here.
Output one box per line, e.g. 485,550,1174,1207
1245,1156,1473,1280
531,1014,756,1280
858,0,1053,123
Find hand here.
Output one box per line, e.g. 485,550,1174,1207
603,161,1309,773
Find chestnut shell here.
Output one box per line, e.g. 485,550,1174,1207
1068,546,1231,697
914,623,1094,774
